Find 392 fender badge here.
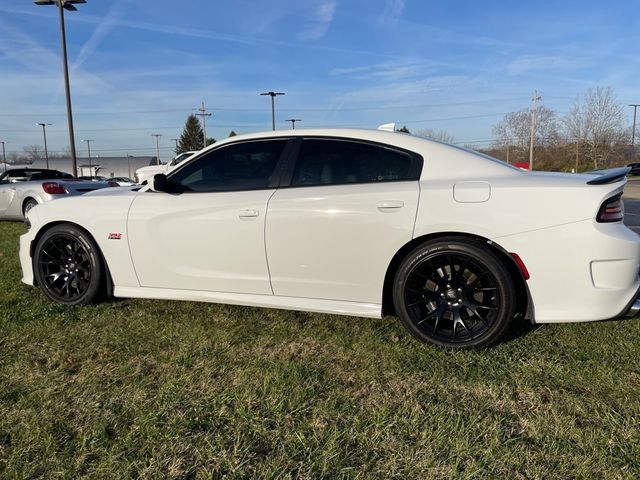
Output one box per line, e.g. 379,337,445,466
108,233,122,240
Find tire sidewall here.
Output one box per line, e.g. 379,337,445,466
393,239,516,349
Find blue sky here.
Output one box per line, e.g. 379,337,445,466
0,0,639,159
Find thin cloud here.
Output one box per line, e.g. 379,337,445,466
298,0,337,41
71,0,133,73
378,0,405,25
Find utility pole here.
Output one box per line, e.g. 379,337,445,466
36,123,52,169
151,134,162,164
194,101,212,149
171,138,179,154
630,104,640,148
260,91,285,130
575,140,579,172
34,0,87,177
529,89,541,171
285,119,301,129
0,141,6,171
82,139,93,178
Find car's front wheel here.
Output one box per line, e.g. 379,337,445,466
393,238,517,349
33,224,104,305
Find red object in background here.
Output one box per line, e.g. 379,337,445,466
41,182,67,194
512,162,530,170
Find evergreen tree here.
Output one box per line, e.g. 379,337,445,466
229,130,237,137
397,125,411,134
177,114,205,153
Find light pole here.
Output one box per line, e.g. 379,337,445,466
0,141,6,171
35,123,52,169
630,104,640,148
82,139,93,177
260,91,285,131
34,0,86,177
285,119,301,129
171,138,179,154
151,134,162,164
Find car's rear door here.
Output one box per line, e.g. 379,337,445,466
265,137,422,304
127,138,292,295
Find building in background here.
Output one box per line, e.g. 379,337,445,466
30,156,157,178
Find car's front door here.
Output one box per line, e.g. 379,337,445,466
266,137,422,304
127,138,290,295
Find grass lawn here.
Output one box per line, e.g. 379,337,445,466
1,221,639,479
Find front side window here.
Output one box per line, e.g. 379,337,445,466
169,139,288,192
291,139,416,187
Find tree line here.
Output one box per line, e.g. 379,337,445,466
490,86,634,171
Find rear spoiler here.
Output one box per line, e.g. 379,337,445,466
585,167,630,185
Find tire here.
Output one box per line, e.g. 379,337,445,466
393,237,517,349
33,224,104,305
23,199,38,217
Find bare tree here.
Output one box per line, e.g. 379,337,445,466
492,106,560,154
22,145,44,162
415,129,455,144
562,86,628,169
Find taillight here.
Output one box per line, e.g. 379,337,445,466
42,182,67,194
596,194,624,223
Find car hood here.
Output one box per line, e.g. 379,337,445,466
82,185,141,197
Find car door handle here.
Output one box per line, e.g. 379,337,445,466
238,209,259,219
377,200,404,212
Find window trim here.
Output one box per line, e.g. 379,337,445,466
278,136,423,189
164,137,297,194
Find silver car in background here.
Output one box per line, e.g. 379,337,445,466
0,168,115,220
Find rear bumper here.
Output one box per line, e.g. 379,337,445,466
621,289,640,318
494,219,640,323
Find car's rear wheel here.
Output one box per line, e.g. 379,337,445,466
23,198,38,217
33,224,104,305
393,238,516,349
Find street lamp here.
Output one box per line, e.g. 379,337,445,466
35,123,52,169
82,139,93,178
285,119,301,129
630,104,640,148
260,91,285,131
0,141,6,172
34,0,87,177
151,134,162,164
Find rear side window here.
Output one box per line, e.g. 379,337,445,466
170,139,288,192
291,139,417,187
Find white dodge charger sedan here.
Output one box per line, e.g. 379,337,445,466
19,129,639,348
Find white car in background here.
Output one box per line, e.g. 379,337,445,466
0,168,115,220
18,128,639,348
135,151,197,184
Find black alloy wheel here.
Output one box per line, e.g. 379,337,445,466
393,238,516,348
33,224,104,305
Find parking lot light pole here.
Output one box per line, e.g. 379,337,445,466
260,92,285,131
285,119,301,129
151,134,162,164
34,0,87,177
630,104,640,148
35,123,52,169
82,139,93,178
0,141,6,171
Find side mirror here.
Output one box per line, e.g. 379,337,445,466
148,173,169,192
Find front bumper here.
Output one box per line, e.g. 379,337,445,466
19,227,36,286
